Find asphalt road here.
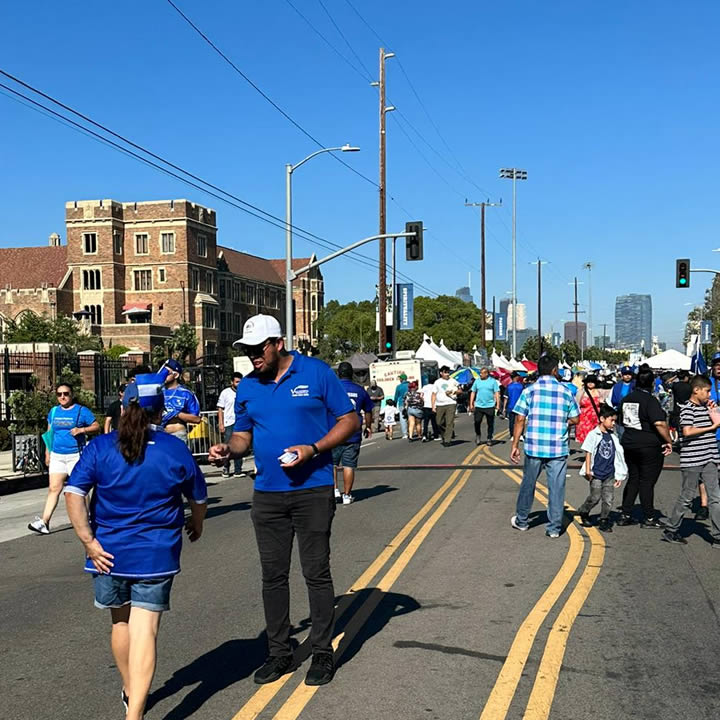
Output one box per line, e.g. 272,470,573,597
2,414,720,720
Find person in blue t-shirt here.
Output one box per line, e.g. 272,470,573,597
209,314,358,688
503,372,526,440
610,366,635,408
161,358,201,443
469,367,500,445
64,376,207,720
331,362,374,505
28,383,99,536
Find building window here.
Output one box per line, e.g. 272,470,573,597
219,279,226,298
206,271,214,294
191,268,200,291
82,269,101,290
133,269,152,291
311,295,317,312
135,233,149,255
258,288,265,307
233,282,241,302
245,284,256,304
158,267,166,283
233,313,242,334
220,312,227,332
197,234,207,258
113,232,123,255
84,304,102,325
83,233,97,254
206,341,217,356
160,232,175,254
203,305,217,328
268,290,277,309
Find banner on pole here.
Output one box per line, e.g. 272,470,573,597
701,320,713,344
398,283,414,330
494,313,507,341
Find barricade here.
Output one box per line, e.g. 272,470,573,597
187,410,222,459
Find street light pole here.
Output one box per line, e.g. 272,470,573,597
531,259,549,358
285,145,360,351
499,168,527,357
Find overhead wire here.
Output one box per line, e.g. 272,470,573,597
0,74,439,296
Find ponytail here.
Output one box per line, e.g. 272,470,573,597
117,402,151,463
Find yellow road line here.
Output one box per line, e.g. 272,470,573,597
272,466,476,720
231,445,484,720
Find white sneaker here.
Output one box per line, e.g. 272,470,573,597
28,516,49,535
402,434,408,439
334,487,342,500
546,531,560,539
510,515,529,532
342,493,354,505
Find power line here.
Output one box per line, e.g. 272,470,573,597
164,0,378,190
0,74,439,296
316,0,374,81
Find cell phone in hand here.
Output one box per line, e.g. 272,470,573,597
278,450,299,465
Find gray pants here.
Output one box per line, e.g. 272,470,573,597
435,404,456,444
665,462,720,541
578,476,615,519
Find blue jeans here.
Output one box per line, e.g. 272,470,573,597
224,426,243,474
515,455,568,534
399,412,408,437
508,412,516,440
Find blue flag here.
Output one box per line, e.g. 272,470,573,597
692,346,708,375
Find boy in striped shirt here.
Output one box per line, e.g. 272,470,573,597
662,375,720,546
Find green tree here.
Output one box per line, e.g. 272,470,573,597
3,312,101,352
151,323,199,366
315,300,376,363
520,337,560,363
560,341,581,364
104,344,131,360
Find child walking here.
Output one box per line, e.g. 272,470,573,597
382,399,397,440
662,375,720,546
577,404,628,532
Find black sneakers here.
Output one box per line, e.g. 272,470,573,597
253,654,293,684
305,652,335,686
641,516,664,529
578,512,592,527
662,529,687,545
598,518,613,533
616,514,635,526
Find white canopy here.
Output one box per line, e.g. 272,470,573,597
644,348,692,371
508,357,527,372
415,334,461,368
491,351,514,371
438,339,463,367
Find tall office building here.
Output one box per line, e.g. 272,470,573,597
564,321,587,349
615,294,652,351
499,299,527,330
455,286,474,304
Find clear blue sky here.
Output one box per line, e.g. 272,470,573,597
2,0,719,349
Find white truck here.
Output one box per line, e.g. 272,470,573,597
369,358,439,404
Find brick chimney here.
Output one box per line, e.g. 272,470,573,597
49,232,61,247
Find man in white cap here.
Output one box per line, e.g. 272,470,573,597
209,314,358,687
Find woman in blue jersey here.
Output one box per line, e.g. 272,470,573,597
64,376,207,720
28,382,99,535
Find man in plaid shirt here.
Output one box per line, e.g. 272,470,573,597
510,355,580,537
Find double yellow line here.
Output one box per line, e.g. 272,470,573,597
232,444,486,720
479,435,606,720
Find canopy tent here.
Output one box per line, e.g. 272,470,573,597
451,367,481,385
644,349,692,371
521,358,537,372
508,357,527,372
346,351,378,371
439,340,463,367
490,350,513,371
415,334,461,368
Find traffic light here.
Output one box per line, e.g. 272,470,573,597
385,325,394,354
405,221,423,261
676,258,690,288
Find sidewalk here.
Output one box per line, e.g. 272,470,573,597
0,449,48,496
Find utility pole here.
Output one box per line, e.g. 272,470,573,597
583,261,594,348
531,259,548,357
602,322,607,354
375,48,395,354
492,295,496,346
465,199,502,347
570,276,587,360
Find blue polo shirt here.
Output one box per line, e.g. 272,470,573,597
470,377,500,408
65,429,207,578
234,352,354,492
162,385,200,426
47,404,97,455
505,381,525,412
335,379,374,444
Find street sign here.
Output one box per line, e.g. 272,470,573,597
495,313,507,341
398,283,414,330
701,320,713,344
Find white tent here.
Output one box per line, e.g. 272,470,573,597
491,351,514,371
415,334,461,368
439,339,463,367
508,357,527,372
644,348,692,371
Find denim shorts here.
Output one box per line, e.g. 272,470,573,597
93,574,175,612
332,442,361,469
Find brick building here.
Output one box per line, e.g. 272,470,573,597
0,199,324,356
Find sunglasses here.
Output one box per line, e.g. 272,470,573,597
57,391,71,397
243,339,274,358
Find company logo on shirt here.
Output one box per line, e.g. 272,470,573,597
290,384,310,397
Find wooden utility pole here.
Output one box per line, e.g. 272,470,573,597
465,199,501,347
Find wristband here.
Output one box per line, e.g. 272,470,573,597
311,443,320,457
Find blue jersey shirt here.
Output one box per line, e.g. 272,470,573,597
162,385,200,426
234,352,354,492
591,431,616,480
471,377,500,408
47,404,96,455
334,379,374,444
66,429,207,578
505,381,525,412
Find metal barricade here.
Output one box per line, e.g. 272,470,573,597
187,410,222,459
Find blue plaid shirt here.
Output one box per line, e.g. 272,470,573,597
512,375,580,458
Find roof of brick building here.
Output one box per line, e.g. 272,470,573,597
0,246,68,289
219,247,314,285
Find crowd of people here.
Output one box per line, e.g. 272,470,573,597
21,310,720,718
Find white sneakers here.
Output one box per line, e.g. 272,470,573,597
510,515,529,532
342,494,354,505
334,487,342,500
28,516,50,535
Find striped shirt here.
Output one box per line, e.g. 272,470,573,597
513,375,580,458
679,402,719,468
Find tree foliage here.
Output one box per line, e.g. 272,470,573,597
315,300,376,363
3,312,101,352
151,323,199,367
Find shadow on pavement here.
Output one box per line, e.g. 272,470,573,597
205,499,252,519
351,485,398,503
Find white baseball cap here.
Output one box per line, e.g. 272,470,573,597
233,314,284,347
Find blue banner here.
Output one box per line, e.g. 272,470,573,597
701,320,713,344
398,283,414,330
494,313,507,341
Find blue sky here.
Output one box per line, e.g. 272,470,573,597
2,0,719,349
